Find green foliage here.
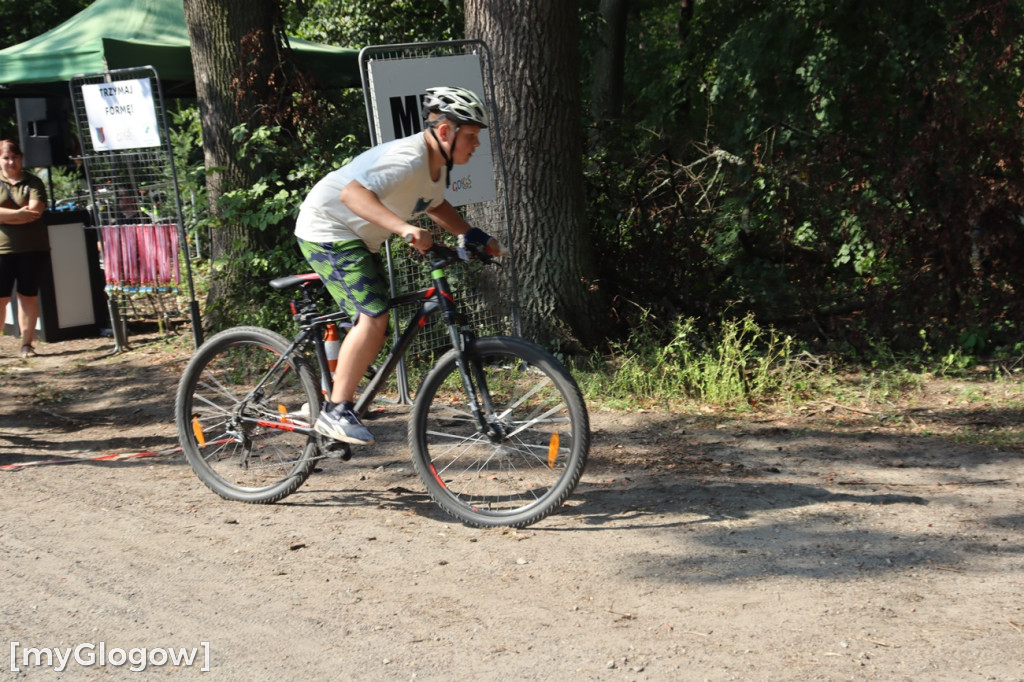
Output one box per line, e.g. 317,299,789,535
584,0,1024,363
46,165,87,203
172,0,1024,371
578,311,811,409
286,0,464,46
168,104,210,256
196,118,362,331
184,0,466,332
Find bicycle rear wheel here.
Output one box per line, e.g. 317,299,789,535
409,336,590,528
175,326,321,503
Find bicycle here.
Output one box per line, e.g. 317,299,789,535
174,241,590,528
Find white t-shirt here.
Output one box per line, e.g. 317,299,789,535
295,134,446,253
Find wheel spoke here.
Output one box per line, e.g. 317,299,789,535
176,328,320,504
410,337,589,527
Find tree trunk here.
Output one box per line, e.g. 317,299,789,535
591,0,629,122
182,0,281,325
465,0,606,350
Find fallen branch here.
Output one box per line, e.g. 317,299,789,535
879,480,1010,488
607,609,636,621
863,637,899,648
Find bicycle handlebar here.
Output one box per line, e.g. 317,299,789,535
404,234,497,268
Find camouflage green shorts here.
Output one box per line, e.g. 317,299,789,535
297,238,389,320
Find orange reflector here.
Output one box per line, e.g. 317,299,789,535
547,433,560,467
278,404,290,424
191,416,206,447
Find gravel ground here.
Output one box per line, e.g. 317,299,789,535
1,332,1022,680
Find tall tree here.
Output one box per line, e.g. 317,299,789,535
182,0,300,324
687,0,1024,348
590,0,628,123
465,0,606,349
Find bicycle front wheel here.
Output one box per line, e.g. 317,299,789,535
174,326,321,503
409,336,590,528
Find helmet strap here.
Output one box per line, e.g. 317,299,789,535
427,116,459,189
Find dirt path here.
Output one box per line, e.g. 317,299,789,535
1,332,1022,679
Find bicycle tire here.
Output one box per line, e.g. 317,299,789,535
408,336,590,528
174,326,321,503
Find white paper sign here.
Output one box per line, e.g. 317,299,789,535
81,79,161,151
366,54,495,206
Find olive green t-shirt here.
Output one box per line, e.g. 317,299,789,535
0,172,48,254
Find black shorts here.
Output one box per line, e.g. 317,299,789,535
0,251,48,297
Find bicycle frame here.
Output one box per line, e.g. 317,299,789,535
242,249,493,440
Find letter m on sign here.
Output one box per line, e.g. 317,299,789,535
390,95,422,139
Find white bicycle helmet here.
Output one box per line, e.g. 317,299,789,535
423,86,489,128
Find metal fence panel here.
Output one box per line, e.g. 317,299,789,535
359,40,520,358
68,66,201,349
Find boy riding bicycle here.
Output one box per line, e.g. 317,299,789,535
295,86,506,446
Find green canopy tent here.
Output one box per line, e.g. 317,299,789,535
0,0,360,96
0,0,360,348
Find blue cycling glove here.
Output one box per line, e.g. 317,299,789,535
459,227,509,257
462,227,492,251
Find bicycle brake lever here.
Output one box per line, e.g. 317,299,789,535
473,249,497,266
455,243,496,265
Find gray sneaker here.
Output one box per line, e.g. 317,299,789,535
314,402,375,445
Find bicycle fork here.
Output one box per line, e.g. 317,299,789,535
427,270,505,442
442,324,504,442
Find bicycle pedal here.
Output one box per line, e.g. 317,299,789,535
323,441,353,461
362,406,387,421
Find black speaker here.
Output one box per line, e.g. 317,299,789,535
15,97,71,167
